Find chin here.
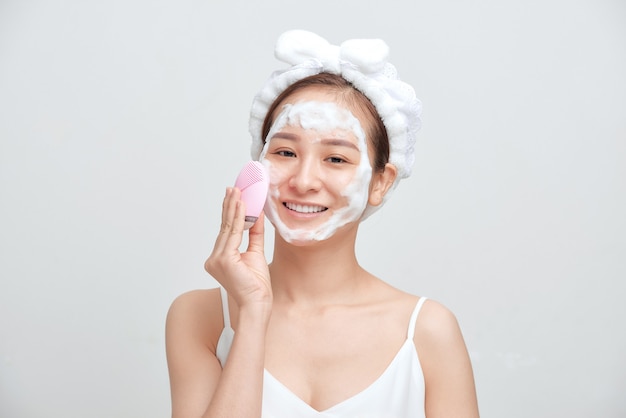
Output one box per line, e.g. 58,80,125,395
273,221,359,247
274,228,329,246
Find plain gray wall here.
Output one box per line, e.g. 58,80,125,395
1,0,624,417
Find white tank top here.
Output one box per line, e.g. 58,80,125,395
216,288,427,418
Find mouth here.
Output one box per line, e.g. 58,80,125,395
283,202,328,214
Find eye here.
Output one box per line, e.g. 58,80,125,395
275,150,296,158
326,156,347,164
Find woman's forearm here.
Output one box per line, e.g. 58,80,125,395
202,306,270,418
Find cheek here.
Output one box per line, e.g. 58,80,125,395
333,170,361,191
262,158,289,196
269,161,287,181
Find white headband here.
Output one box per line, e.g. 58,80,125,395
249,30,422,218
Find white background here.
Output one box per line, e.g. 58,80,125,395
1,1,625,417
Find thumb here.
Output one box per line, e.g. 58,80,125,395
246,211,265,254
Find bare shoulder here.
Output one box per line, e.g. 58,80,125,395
372,284,461,343
167,287,222,321
414,298,464,345
412,299,471,377
166,288,224,352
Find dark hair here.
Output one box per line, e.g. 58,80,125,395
261,73,390,172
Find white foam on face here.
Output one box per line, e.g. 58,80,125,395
259,101,372,244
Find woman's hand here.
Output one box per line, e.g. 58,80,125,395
204,187,272,311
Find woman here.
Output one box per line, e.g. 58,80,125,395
166,30,479,418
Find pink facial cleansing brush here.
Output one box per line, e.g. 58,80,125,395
234,161,270,229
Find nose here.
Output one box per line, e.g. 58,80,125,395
288,158,323,193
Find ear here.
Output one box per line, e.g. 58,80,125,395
368,163,397,206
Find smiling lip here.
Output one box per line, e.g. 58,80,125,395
283,202,328,214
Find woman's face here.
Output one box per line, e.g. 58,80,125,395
259,87,375,244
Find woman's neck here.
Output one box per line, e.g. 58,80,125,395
269,228,370,307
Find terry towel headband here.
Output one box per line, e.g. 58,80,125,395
249,30,422,218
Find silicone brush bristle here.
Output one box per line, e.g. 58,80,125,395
236,162,265,190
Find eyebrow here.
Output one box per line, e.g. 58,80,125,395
321,138,359,151
271,132,359,151
271,132,298,140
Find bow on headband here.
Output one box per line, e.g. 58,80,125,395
275,30,390,75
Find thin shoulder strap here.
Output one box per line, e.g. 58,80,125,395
219,287,232,329
407,297,428,340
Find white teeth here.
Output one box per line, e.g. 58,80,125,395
284,202,327,213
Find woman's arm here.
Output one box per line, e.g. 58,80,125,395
415,300,480,418
166,291,270,418
166,289,224,417
166,188,272,418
